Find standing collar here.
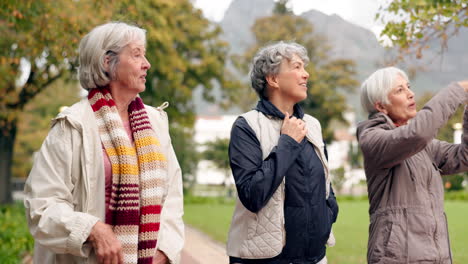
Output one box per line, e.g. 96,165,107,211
254,99,305,119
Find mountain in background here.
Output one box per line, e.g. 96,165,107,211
194,0,468,119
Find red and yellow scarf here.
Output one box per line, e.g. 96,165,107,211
89,87,167,264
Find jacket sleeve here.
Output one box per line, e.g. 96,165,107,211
157,114,185,264
426,106,468,175
23,120,100,257
360,82,468,169
229,117,305,213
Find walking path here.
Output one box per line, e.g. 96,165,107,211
181,225,229,264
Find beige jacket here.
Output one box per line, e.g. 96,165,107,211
24,99,184,264
227,110,332,259
356,82,468,263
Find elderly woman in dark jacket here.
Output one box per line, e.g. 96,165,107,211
357,66,468,263
226,41,338,264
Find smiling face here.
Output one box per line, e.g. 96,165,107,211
377,74,417,126
111,42,151,95
270,54,309,104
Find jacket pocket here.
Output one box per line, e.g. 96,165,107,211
368,214,406,263
383,221,405,260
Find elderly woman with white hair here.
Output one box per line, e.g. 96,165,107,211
357,66,468,263
226,41,338,264
24,22,184,264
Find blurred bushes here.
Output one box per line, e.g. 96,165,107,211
184,195,235,205
0,202,33,264
445,190,468,201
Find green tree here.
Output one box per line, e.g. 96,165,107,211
233,0,359,142
169,125,200,192
202,138,231,186
378,0,468,60
0,0,112,204
349,142,363,169
331,167,346,194
273,0,293,15
1,0,240,203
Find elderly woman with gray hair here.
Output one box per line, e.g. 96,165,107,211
24,22,184,264
357,66,468,263
226,41,338,264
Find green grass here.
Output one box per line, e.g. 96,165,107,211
445,201,468,263
184,202,234,243
0,202,34,264
184,200,468,264
327,201,368,264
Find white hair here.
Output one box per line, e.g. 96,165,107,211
360,66,409,115
78,22,146,90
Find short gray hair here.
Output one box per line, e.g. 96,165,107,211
250,41,309,99
78,22,147,90
360,66,409,115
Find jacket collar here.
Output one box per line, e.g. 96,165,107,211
368,112,397,129
356,112,397,141
254,99,305,119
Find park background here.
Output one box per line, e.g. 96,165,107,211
1,0,468,263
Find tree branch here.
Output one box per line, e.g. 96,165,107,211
11,69,64,110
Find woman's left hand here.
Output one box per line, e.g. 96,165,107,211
153,250,169,264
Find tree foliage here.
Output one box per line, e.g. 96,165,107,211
0,0,113,204
0,0,239,203
169,125,200,192
201,138,231,183
233,0,359,141
378,0,468,60
0,0,112,119
331,167,346,194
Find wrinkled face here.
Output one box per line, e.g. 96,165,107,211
275,54,309,103
113,42,151,94
380,74,417,126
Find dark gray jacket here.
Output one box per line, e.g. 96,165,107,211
356,82,468,263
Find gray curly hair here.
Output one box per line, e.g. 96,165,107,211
250,41,309,99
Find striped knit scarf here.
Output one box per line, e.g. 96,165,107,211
89,87,167,264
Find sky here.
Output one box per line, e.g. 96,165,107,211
194,0,390,38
